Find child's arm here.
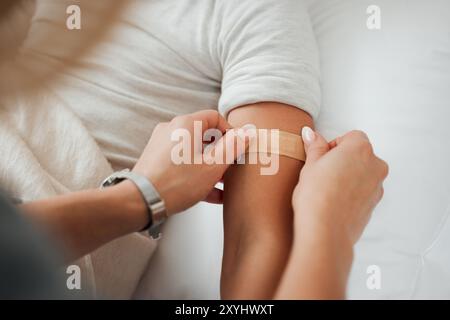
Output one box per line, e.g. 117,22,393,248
216,0,320,299
221,102,313,299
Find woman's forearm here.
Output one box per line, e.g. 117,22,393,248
20,180,148,262
275,222,354,300
275,128,388,300
17,110,254,264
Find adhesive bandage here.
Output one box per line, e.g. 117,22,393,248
245,129,306,162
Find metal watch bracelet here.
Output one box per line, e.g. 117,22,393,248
100,169,167,239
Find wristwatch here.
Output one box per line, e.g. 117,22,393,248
100,169,167,239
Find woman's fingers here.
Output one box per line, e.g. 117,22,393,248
189,109,232,133
376,157,389,180
301,126,330,164
329,130,370,149
204,188,224,204
204,125,252,170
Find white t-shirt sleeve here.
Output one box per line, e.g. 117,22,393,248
217,0,321,120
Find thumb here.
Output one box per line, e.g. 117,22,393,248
301,126,330,164
204,124,253,170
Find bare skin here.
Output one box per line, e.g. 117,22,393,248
21,110,249,262
221,102,313,299
276,129,388,299
19,109,388,299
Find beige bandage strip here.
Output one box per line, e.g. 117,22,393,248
245,129,306,162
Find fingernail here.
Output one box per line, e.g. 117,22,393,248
302,126,315,144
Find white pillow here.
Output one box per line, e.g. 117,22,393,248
307,0,450,299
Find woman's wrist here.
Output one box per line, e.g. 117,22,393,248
294,223,354,258
108,180,150,233
292,214,354,283
278,234,353,299
295,201,353,249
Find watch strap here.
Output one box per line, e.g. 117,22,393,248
101,169,167,239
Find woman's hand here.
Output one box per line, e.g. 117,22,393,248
133,110,251,215
21,110,250,261
293,128,389,246
276,128,388,299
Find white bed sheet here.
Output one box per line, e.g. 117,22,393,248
140,0,450,299
307,0,450,299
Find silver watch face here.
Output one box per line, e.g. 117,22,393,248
100,176,115,188
100,169,130,188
